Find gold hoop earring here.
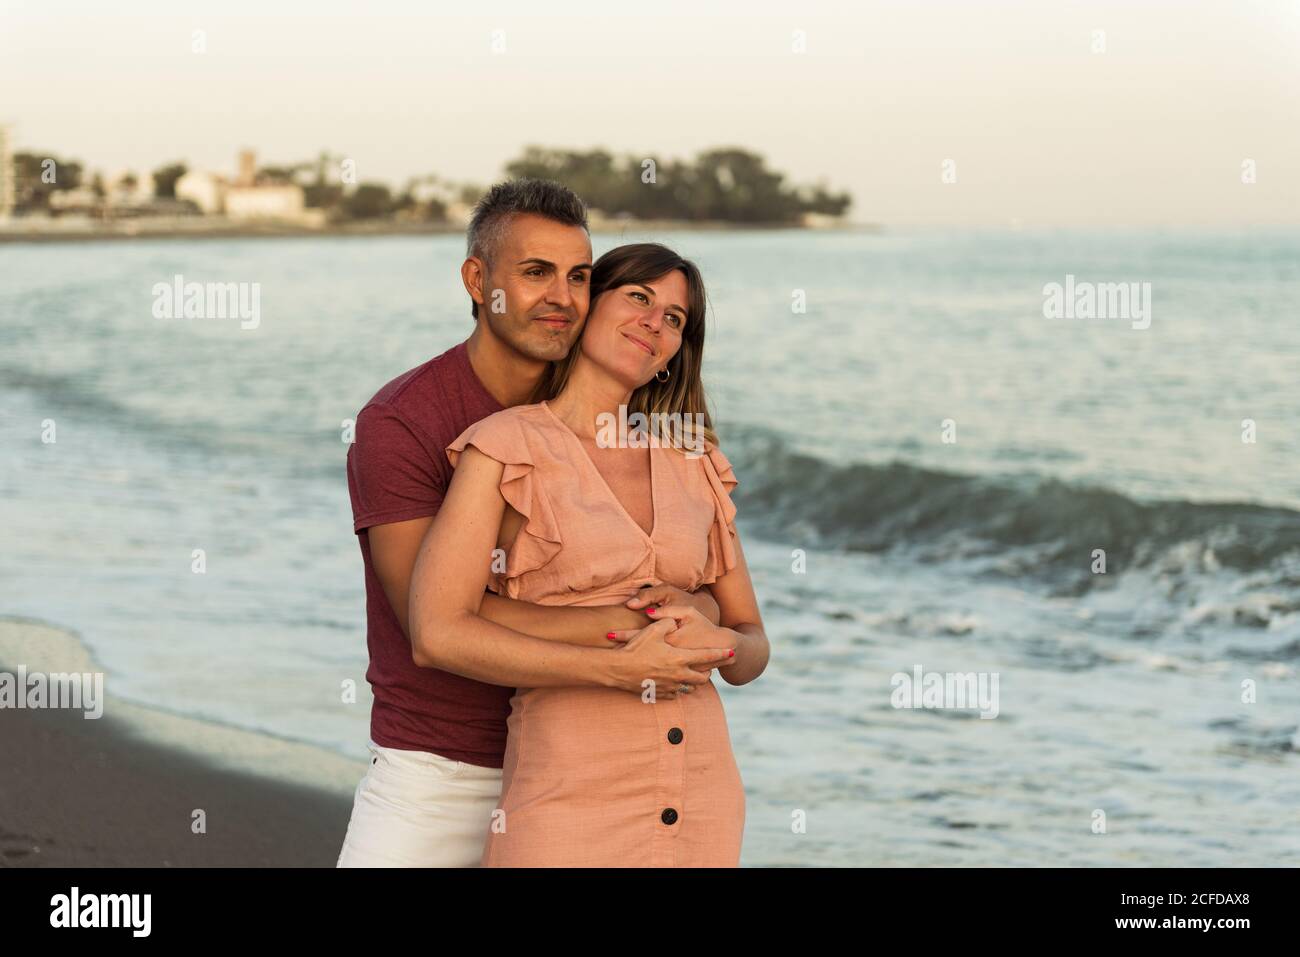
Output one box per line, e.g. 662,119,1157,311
655,367,670,383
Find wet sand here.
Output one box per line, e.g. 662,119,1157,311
0,619,362,867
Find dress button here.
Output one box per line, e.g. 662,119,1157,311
661,807,678,825
667,727,683,745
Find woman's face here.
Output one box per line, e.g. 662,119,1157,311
582,270,688,388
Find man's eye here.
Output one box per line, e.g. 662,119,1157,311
571,273,588,284
526,268,544,277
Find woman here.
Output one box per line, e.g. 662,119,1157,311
412,243,769,866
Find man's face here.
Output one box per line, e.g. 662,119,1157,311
474,213,593,363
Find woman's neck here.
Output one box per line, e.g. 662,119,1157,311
546,358,633,440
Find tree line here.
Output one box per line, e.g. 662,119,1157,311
10,146,851,224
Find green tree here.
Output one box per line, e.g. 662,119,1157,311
304,183,343,210
342,183,393,220
498,145,850,223
152,162,187,198
687,148,799,222
12,152,85,210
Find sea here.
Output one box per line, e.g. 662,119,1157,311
2,227,1297,866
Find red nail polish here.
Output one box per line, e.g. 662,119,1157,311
728,650,734,657
646,607,657,615
606,632,617,639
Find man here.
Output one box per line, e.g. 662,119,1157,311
336,179,723,867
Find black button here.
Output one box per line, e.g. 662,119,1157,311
667,727,683,745
661,808,678,825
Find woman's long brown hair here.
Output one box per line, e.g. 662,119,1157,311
529,242,718,449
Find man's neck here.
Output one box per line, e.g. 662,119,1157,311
464,323,548,408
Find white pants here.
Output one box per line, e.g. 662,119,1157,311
336,740,503,867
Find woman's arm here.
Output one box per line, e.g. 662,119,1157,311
408,444,734,692
625,528,769,687
368,513,714,652
695,528,769,686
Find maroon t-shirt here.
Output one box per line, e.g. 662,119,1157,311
347,339,511,767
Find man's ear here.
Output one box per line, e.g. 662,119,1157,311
461,257,486,313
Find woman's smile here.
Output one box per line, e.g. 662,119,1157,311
621,330,656,356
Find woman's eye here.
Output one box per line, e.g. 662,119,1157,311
666,314,683,327
630,291,649,304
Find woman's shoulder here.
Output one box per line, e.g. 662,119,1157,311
657,429,728,460
446,404,556,467
451,403,549,442
660,432,737,486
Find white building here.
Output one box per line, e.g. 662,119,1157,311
444,200,473,227
175,170,225,214
175,152,308,220
224,183,305,220
48,187,102,214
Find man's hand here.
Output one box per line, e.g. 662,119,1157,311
625,583,721,625
604,618,734,700
607,604,740,675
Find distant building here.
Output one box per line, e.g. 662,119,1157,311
224,183,305,219
48,187,102,215
799,212,844,229
175,150,308,220
175,170,225,214
444,201,473,227
237,149,257,187
0,124,14,220
395,177,465,225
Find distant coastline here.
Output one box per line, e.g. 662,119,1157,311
0,215,878,244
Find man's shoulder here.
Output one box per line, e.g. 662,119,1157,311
360,342,463,417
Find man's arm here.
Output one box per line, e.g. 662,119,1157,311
483,583,721,646
370,517,718,649
406,444,731,692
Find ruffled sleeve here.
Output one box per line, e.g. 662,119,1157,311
698,441,740,585
446,412,562,596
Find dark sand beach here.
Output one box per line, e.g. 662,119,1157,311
0,621,360,868
0,704,354,867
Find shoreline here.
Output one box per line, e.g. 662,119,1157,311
0,617,365,867
0,217,876,245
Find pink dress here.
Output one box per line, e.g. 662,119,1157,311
446,400,746,867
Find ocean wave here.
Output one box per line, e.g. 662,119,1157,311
724,426,1300,591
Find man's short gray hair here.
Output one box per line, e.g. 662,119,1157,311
465,179,588,320
467,179,589,264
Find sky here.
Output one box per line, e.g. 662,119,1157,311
2,0,1298,226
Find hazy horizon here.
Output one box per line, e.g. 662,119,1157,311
3,0,1298,227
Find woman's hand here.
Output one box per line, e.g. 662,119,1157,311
605,617,734,699
608,603,739,672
